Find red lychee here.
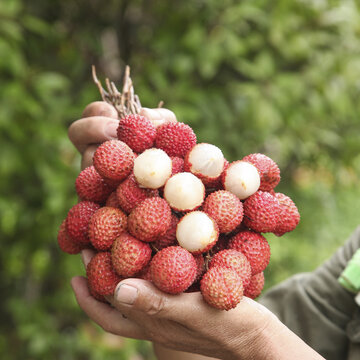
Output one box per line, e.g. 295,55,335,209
153,214,179,250
155,122,196,158
128,197,172,242
200,267,243,311
150,246,197,294
273,193,300,236
57,220,85,254
88,206,127,251
244,272,265,299
202,190,243,233
117,114,156,153
112,232,152,277
93,140,135,182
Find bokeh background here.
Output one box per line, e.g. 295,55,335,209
1,0,360,358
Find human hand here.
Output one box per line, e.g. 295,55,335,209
68,101,177,169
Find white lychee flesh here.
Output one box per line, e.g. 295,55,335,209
164,172,205,211
176,211,218,253
134,148,172,189
140,107,177,128
224,161,260,200
187,143,224,177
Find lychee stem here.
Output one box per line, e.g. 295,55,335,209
204,251,212,271
92,65,142,118
150,243,160,253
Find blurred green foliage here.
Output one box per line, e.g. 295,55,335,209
0,0,359,358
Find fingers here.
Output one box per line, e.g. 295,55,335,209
68,117,119,154
81,249,96,268
112,278,210,324
80,144,99,170
82,101,118,119
71,276,146,340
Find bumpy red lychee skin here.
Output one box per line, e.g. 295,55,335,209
117,114,157,153
112,232,152,277
155,122,197,158
209,249,252,288
170,156,184,175
243,191,281,233
242,153,280,191
211,233,229,254
135,262,152,281
57,220,85,254
75,166,114,203
116,174,159,214
88,207,127,251
150,246,197,294
86,252,122,296
105,191,121,208
228,230,270,275
93,140,135,182
128,197,172,242
203,190,244,233
153,214,179,250
88,281,108,303
200,267,243,311
273,193,300,236
65,201,100,245
194,254,206,282
244,272,265,299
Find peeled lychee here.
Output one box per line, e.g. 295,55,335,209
93,140,135,182
112,232,152,277
176,211,219,254
88,206,127,251
222,161,260,200
184,143,225,185
200,267,243,310
202,190,243,233
117,114,156,153
133,148,172,189
163,172,205,212
150,246,197,294
128,197,172,242
155,122,196,158
140,107,177,129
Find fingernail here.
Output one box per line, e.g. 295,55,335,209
115,284,138,305
104,121,119,139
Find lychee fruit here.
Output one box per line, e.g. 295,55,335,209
93,140,135,182
57,220,85,254
133,148,172,189
128,197,172,242
88,206,127,251
111,232,152,277
242,153,280,191
153,213,179,250
184,143,225,186
209,249,252,288
200,267,243,310
228,230,270,275
117,114,156,153
140,107,177,129
222,161,260,200
116,174,159,213
65,201,100,245
170,156,184,175
150,246,197,294
155,122,196,158
202,190,243,233
176,211,219,254
86,252,121,296
105,191,121,208
244,272,265,299
163,172,205,212
243,191,280,233
273,193,300,236
75,166,114,203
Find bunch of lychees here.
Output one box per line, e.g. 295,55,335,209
58,67,300,310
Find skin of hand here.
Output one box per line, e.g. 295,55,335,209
68,102,325,360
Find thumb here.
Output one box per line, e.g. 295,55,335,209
112,278,205,322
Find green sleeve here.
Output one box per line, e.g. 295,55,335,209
259,226,360,360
